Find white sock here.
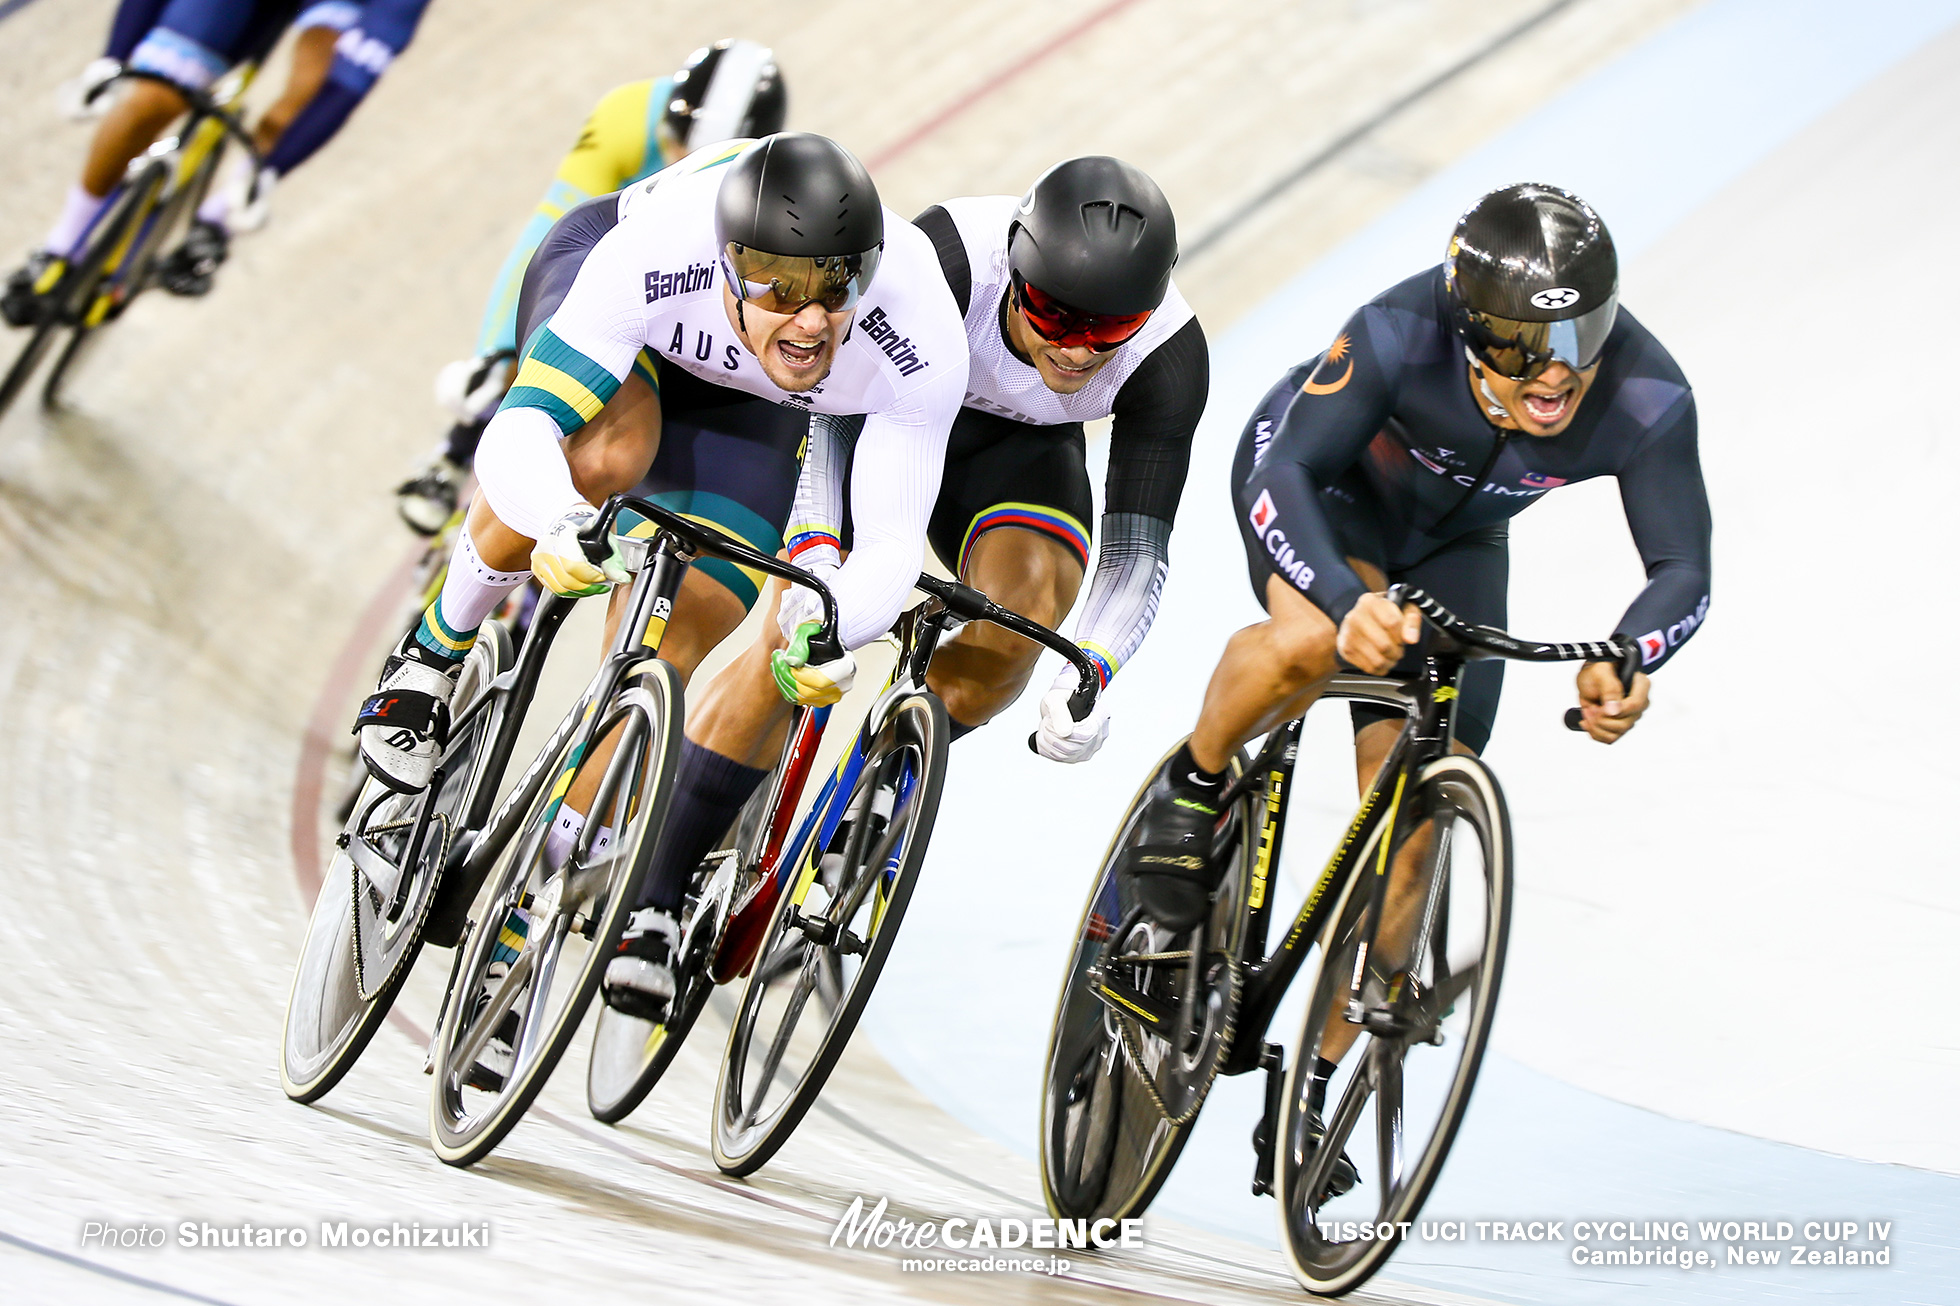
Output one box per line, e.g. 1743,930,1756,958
45,184,108,258
195,188,230,228
544,806,613,869
437,526,528,634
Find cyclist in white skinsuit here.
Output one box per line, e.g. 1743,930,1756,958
347,134,966,1021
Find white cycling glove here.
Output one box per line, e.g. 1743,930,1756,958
773,581,855,707
531,505,627,598
435,353,516,425
1034,664,1109,764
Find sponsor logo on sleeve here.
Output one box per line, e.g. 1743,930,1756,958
1248,490,1313,590
644,262,716,304
857,305,930,376
1251,418,1276,466
1248,488,1278,533
1637,630,1667,664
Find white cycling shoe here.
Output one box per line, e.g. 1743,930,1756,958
603,908,680,1022
356,634,463,793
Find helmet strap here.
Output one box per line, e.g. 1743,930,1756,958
1467,347,1509,418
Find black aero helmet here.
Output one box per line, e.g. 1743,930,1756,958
1008,156,1177,348
716,133,884,321
659,39,787,162
1445,182,1619,380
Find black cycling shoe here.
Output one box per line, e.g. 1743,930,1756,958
1120,749,1228,932
1303,1106,1361,1200
157,220,228,296
2,251,62,328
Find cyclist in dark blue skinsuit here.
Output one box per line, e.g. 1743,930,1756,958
1124,182,1712,933
2,0,435,323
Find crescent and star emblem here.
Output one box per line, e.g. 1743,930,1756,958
1301,333,1354,395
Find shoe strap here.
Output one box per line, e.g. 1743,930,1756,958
354,688,450,744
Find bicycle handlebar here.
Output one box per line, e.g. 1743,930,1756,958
575,495,845,662
1385,584,1641,735
116,69,266,169
908,575,1100,732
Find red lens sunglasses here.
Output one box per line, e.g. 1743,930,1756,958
1012,274,1152,353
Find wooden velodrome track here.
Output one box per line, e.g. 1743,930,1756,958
0,1,1699,1302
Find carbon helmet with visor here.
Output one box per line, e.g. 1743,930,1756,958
658,39,788,165
1445,182,1618,381
715,133,884,327
1007,156,1177,353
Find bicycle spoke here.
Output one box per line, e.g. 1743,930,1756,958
451,939,534,1078
742,947,822,1127
1373,1040,1405,1200
1307,1049,1374,1203
517,913,570,1068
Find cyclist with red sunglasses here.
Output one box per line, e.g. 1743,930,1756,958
604,156,1207,1014
788,155,1209,761
1123,182,1712,935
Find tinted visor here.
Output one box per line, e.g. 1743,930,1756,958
723,241,882,315
1461,293,1618,380
1012,274,1153,353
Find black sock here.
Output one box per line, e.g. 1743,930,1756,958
636,740,769,912
443,418,485,467
1308,1056,1339,1115
947,718,979,743
1170,742,1228,795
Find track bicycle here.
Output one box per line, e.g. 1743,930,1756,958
278,495,831,1125
0,66,263,421
415,495,844,1166
581,574,1100,1180
1039,587,1641,1297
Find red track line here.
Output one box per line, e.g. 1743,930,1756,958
289,542,421,904
866,0,1144,171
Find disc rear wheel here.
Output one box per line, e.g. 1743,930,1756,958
279,624,509,1102
1039,739,1252,1222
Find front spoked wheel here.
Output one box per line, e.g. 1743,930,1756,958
1039,738,1252,1222
279,625,509,1102
711,694,947,1175
429,659,683,1166
1276,754,1511,1297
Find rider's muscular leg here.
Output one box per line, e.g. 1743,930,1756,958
80,77,188,197
1317,719,1477,1065
1187,577,1341,774
926,528,1085,731
629,574,800,911
250,25,339,153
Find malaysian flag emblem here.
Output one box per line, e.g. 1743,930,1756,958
1520,472,1567,489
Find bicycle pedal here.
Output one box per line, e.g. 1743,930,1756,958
1249,1043,1284,1198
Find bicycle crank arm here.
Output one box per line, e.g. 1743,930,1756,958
1249,1043,1285,1197
1087,966,1176,1031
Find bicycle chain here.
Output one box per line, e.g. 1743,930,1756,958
1113,952,1242,1128
350,813,452,999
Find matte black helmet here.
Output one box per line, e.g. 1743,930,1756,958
716,133,884,318
660,39,787,162
1445,182,1619,379
1008,156,1177,319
